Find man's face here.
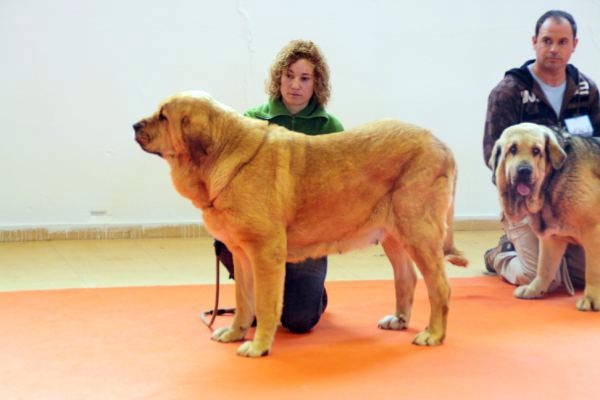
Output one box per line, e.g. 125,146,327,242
532,17,578,73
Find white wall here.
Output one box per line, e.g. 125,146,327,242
1,0,599,229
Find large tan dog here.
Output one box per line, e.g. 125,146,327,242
133,91,468,357
489,122,600,310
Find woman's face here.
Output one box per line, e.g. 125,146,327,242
280,58,315,114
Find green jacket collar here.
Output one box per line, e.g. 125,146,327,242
260,97,329,120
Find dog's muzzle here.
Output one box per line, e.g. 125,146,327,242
133,122,163,158
513,163,533,196
133,121,143,132
133,122,150,146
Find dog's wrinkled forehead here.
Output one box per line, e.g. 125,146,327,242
502,123,546,149
161,91,235,114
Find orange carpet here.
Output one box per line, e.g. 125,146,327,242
1,277,599,399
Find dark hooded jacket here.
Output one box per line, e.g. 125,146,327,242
483,60,600,166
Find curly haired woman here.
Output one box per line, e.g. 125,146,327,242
214,39,344,333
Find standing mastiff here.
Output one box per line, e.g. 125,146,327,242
134,91,468,357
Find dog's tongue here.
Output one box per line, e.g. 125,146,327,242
517,183,531,196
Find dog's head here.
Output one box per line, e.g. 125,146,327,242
489,122,566,221
133,90,235,163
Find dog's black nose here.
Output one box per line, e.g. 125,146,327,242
516,164,533,180
133,122,143,132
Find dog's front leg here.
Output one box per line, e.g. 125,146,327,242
514,236,566,299
577,234,600,311
236,241,286,357
212,250,255,343
378,237,416,330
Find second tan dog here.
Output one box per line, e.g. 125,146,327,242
489,122,600,310
134,91,468,357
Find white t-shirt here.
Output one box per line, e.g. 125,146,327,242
528,64,566,118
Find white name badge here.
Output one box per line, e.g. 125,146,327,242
564,115,594,136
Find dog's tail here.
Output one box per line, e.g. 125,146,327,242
444,246,469,267
443,171,469,268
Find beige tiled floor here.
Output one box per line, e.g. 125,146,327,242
0,231,502,292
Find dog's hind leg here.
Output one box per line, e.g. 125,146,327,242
236,236,286,357
391,173,452,345
378,236,416,331
577,231,600,311
391,206,451,345
405,238,450,346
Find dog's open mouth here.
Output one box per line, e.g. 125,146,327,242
515,183,532,196
510,176,534,197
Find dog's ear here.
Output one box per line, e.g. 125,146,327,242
490,137,514,220
488,140,503,185
182,115,210,162
160,104,189,154
544,129,567,170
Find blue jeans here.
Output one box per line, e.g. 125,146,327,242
281,257,328,333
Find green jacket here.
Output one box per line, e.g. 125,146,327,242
244,97,344,135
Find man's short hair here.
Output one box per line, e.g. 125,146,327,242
535,10,577,38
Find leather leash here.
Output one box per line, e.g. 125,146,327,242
199,255,235,330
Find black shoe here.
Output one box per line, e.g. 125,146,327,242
484,235,514,274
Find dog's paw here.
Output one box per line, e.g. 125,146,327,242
211,326,247,343
237,340,270,357
378,315,408,330
412,328,444,346
576,296,600,312
514,284,545,299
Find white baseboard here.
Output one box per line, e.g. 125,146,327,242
0,223,208,242
0,217,501,243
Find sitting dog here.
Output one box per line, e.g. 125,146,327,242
489,122,600,310
133,91,468,357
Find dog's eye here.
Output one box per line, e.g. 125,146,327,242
159,112,167,121
509,144,517,155
532,147,541,156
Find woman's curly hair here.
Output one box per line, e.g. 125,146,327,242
266,40,331,107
